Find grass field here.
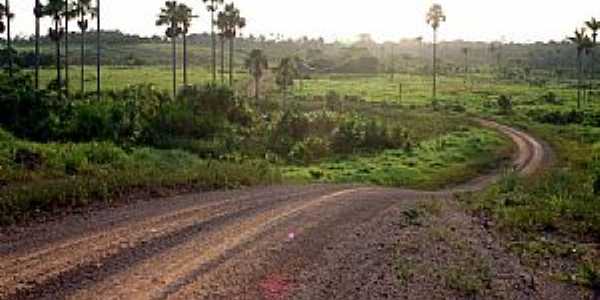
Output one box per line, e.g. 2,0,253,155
293,73,593,110
29,66,252,92
283,127,512,189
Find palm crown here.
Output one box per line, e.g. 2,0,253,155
0,4,5,34
156,1,182,38
224,4,245,38
586,17,600,44
74,0,95,32
176,3,196,34
43,0,68,42
568,28,593,53
246,49,268,79
202,0,224,12
426,4,446,30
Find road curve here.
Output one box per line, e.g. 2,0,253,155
0,120,548,300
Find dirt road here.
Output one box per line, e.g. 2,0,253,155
0,121,551,300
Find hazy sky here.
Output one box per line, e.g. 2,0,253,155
7,0,600,43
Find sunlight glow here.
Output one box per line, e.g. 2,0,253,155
8,0,600,43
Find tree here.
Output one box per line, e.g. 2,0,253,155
157,1,182,99
462,47,469,85
64,0,75,97
221,3,245,86
245,49,268,100
216,11,227,84
489,42,502,75
202,0,224,83
276,57,298,97
75,0,94,94
42,0,67,98
586,17,600,101
0,4,4,35
34,0,42,89
426,3,446,100
95,0,100,101
568,28,592,109
2,0,14,77
177,3,196,87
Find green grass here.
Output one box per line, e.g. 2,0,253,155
459,118,600,288
292,73,594,109
27,66,252,92
282,127,512,190
0,128,280,224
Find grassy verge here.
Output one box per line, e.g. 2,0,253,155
0,128,280,224
459,119,600,289
282,127,513,190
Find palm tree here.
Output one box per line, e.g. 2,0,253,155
293,55,304,91
585,17,600,101
2,0,13,77
176,3,195,87
462,47,469,85
202,0,224,83
245,49,268,100
64,0,74,97
222,3,245,86
426,3,446,100
568,28,592,109
42,0,67,97
157,1,182,99
34,0,42,89
276,57,298,97
489,42,502,75
216,11,227,84
95,0,100,101
0,4,4,35
75,0,93,94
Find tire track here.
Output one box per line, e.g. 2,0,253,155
0,120,550,300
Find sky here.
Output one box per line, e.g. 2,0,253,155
7,0,600,43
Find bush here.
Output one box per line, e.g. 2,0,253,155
288,137,330,165
540,92,562,105
497,95,513,115
529,109,585,126
325,90,343,111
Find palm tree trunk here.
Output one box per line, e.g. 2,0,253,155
81,25,85,94
229,37,234,86
96,0,100,101
220,37,225,84
577,52,582,109
35,0,40,89
255,74,259,100
183,33,187,86
55,19,62,101
172,34,177,99
211,8,216,83
6,0,12,78
464,51,469,87
65,0,70,99
592,53,595,104
432,29,437,100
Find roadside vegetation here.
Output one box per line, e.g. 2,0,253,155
1,0,599,295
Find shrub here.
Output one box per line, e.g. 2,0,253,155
540,92,562,105
529,109,585,126
497,95,513,115
332,114,366,153
325,90,343,111
288,137,330,165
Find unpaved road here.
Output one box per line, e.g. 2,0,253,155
0,121,549,300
